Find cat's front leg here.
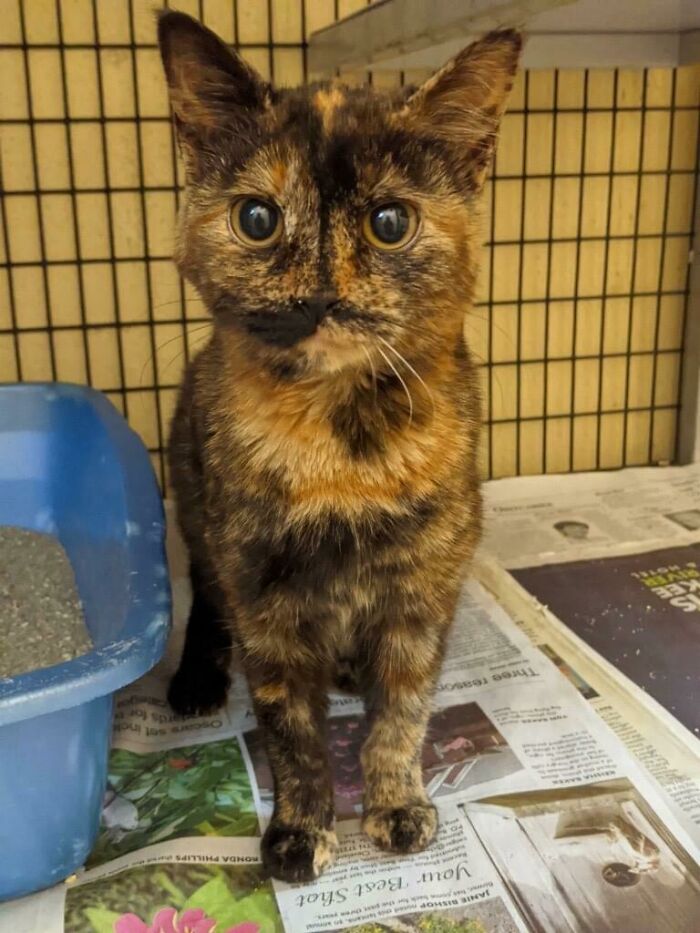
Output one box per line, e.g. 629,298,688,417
360,610,447,855
248,661,338,883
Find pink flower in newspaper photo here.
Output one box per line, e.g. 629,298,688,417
114,907,260,933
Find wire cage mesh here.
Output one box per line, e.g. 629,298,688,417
0,0,699,489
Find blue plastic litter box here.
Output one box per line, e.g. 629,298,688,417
0,383,171,901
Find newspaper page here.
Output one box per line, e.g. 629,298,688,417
480,461,700,570
475,558,700,851
3,509,700,933
480,462,700,739
477,461,700,855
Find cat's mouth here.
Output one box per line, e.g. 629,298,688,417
213,296,384,373
301,320,373,373
301,318,357,352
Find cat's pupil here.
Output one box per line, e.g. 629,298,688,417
370,203,409,244
240,199,278,240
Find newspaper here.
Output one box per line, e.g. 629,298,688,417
476,461,700,867
3,480,700,933
480,462,700,570
479,461,700,732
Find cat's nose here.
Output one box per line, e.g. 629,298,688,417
294,294,339,325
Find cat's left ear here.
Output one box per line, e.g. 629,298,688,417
397,30,522,193
157,11,270,170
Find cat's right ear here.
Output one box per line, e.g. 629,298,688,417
157,11,270,164
397,30,522,193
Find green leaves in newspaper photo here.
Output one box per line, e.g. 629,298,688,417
65,862,284,933
341,920,483,932
336,900,519,932
88,738,258,866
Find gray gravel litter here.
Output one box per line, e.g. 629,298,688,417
0,527,92,679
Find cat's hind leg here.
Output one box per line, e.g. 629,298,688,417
168,567,232,716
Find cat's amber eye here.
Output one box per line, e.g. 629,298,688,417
229,197,282,247
363,201,418,251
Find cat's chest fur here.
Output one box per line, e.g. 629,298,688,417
188,336,477,622
214,341,467,519
197,350,466,602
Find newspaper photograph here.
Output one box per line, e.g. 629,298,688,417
3,475,700,932
481,462,700,569
465,779,700,933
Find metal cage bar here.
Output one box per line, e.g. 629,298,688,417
0,0,697,485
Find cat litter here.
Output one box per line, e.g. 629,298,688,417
0,527,92,679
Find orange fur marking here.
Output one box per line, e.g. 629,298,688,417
255,682,289,704
313,86,346,133
189,204,227,231
269,160,288,196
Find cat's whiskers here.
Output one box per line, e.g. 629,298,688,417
376,336,435,415
376,345,414,424
361,345,378,406
151,295,207,313
162,331,211,378
139,323,212,386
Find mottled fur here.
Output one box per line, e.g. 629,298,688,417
158,11,520,883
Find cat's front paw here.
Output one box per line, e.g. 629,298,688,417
363,803,438,854
167,662,230,716
262,822,338,883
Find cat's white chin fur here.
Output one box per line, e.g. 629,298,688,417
300,324,371,373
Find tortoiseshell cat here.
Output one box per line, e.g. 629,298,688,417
157,11,520,883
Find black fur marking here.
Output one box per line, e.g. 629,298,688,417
168,655,231,717
334,655,365,694
330,372,419,459
454,334,468,363
168,568,232,716
242,306,320,347
330,395,386,459
225,299,367,350
276,94,324,146
269,358,302,381
228,485,287,532
371,497,438,548
389,808,419,851
261,823,319,884
246,515,356,601
329,302,369,325
375,249,448,308
387,805,437,853
317,133,359,202
238,499,438,603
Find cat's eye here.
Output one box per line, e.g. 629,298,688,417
363,202,418,251
229,197,282,246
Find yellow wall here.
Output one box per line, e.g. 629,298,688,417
1,1,698,486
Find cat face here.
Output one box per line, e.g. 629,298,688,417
158,12,520,376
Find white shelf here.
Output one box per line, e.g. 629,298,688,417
308,0,700,75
